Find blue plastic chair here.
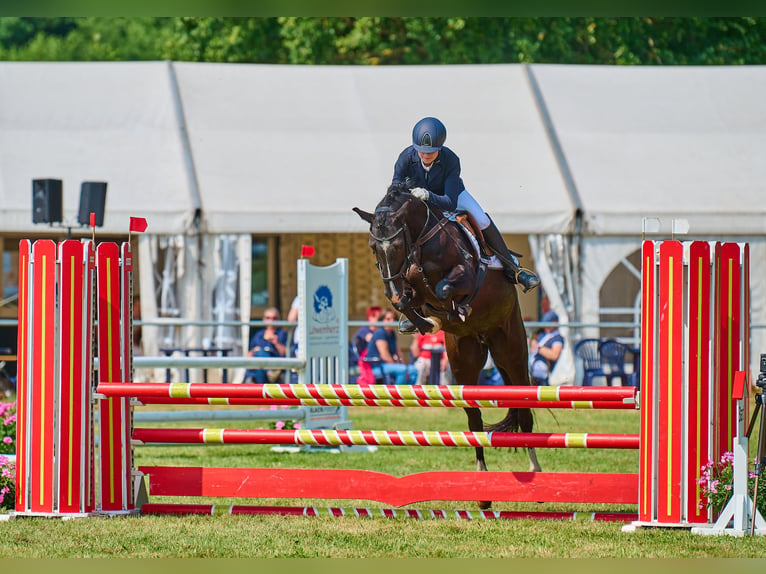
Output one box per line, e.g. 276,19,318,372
598,339,632,387
573,338,606,387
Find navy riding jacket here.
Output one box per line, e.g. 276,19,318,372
392,145,466,213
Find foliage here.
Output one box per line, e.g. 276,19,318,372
0,454,14,512
1,17,766,66
698,451,766,518
0,400,15,455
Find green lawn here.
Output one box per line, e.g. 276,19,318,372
3,401,765,558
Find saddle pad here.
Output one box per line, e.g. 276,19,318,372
448,213,502,269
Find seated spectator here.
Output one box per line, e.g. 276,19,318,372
478,355,503,386
528,310,565,386
243,307,288,384
354,306,382,386
410,330,452,385
353,305,383,356
364,309,417,385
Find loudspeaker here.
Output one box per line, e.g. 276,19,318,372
77,181,107,227
32,179,63,224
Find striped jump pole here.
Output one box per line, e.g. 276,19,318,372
15,240,96,517
99,381,638,403
141,503,637,523
628,240,748,531
132,427,640,449
135,396,637,410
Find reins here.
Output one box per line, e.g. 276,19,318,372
370,192,474,293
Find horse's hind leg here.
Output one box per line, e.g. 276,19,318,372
448,334,492,509
463,407,492,510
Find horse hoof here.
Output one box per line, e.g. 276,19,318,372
477,500,492,510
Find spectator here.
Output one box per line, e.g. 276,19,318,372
353,306,383,355
528,310,565,386
365,309,417,385
354,306,383,386
478,355,503,386
243,307,288,384
410,330,452,385
287,295,300,357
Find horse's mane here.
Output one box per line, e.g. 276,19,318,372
378,181,445,219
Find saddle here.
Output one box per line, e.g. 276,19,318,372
418,212,494,323
454,213,524,260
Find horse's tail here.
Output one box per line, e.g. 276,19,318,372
483,407,535,433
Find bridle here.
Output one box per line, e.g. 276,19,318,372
369,195,458,288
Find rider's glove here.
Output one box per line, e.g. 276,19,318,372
411,188,430,201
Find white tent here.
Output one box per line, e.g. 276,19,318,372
0,61,198,235
173,62,574,235
532,63,766,376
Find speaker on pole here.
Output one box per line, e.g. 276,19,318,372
32,179,63,224
77,181,107,227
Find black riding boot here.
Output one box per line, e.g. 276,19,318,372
482,217,540,293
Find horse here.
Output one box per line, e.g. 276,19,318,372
353,181,541,509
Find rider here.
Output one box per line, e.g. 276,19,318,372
392,116,540,295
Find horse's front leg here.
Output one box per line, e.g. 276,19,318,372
399,305,442,335
434,264,473,300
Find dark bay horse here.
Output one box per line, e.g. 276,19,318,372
353,182,541,508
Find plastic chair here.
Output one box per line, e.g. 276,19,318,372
573,338,606,386
598,339,632,387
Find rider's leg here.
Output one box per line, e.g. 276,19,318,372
481,216,540,292
456,191,540,292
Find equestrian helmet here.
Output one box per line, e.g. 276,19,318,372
412,117,447,153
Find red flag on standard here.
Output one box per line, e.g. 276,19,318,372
300,245,315,258
129,217,148,233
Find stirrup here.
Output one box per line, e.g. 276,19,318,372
516,268,540,293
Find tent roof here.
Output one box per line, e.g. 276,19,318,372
3,61,766,238
175,62,573,235
0,61,196,236
531,64,766,236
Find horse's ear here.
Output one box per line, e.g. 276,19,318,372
353,207,374,224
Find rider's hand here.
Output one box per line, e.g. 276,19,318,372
411,188,429,201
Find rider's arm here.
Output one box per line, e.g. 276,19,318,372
392,147,416,184
424,151,462,212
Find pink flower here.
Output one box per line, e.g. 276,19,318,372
293,423,300,430
2,437,11,444
275,420,285,430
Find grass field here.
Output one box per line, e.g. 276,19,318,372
2,400,765,558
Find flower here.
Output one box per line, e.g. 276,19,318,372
0,401,16,455
697,451,766,518
0,454,14,512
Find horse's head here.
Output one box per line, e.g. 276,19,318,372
353,182,429,309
